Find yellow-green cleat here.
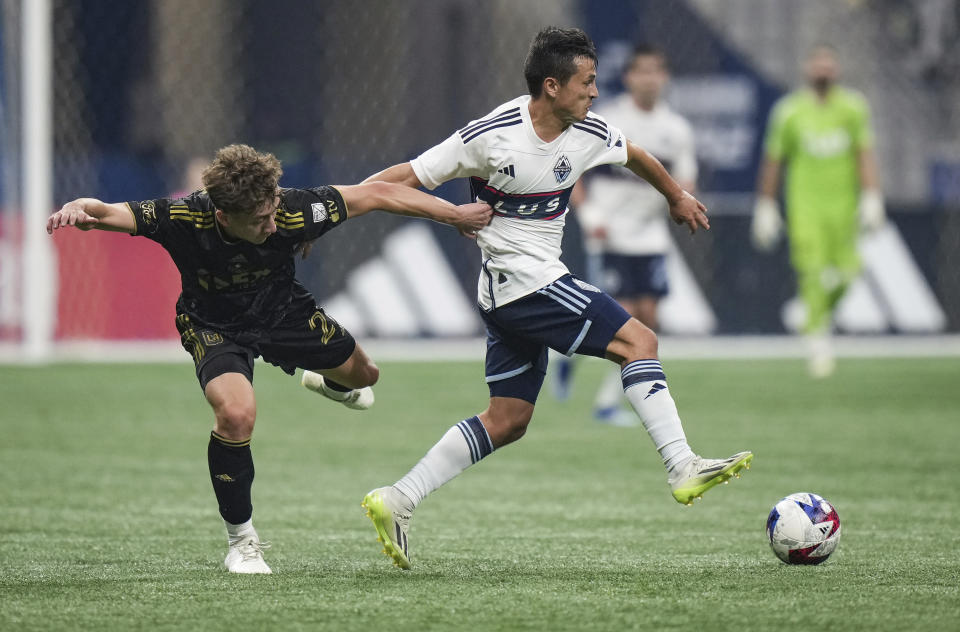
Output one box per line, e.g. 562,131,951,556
668,451,753,506
362,487,412,570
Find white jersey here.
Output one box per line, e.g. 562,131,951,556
578,95,696,255
411,95,628,310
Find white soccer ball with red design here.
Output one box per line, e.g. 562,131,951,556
766,492,841,565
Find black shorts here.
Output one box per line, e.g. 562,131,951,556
175,303,356,391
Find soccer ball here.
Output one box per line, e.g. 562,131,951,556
766,492,841,565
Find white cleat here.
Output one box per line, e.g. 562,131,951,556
224,535,272,574
301,371,374,410
668,451,754,506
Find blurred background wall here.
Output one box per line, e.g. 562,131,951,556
1,0,957,346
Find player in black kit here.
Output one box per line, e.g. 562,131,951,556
46,144,491,574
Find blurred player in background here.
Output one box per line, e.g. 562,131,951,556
553,44,697,426
752,45,884,377
46,144,491,574
359,27,752,570
171,155,209,199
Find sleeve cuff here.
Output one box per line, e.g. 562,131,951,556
410,159,438,191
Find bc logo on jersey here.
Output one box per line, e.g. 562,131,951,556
553,155,572,183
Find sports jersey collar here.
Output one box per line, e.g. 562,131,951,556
802,85,839,106
214,215,244,245
522,95,573,149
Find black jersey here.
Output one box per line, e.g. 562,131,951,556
125,186,346,332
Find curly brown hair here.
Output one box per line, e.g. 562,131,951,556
202,144,283,215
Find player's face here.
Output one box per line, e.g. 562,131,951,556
554,57,599,123
624,54,667,106
804,48,839,91
219,194,279,244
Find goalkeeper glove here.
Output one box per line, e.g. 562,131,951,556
751,196,783,251
859,189,885,232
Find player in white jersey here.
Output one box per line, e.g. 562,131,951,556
359,27,752,570
556,44,698,425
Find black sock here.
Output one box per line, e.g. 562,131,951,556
324,379,352,392
207,431,254,524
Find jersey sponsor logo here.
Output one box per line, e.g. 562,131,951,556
470,177,571,220
311,202,328,223
801,128,851,158
496,164,516,178
140,201,157,229
197,267,272,291
553,155,572,183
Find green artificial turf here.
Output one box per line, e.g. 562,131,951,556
1,357,958,631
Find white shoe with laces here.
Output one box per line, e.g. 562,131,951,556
224,535,272,574
362,486,413,570
667,451,754,506
301,371,374,410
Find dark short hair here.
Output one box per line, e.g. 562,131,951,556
627,43,668,71
524,27,598,98
202,144,282,215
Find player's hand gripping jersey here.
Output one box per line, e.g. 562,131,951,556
125,186,346,331
411,96,628,310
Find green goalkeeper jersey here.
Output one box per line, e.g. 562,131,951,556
764,86,872,218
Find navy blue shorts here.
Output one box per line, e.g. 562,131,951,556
600,253,669,299
480,275,631,404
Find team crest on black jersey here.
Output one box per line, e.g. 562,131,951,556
202,331,224,346
553,155,572,183
227,254,247,273
311,202,327,222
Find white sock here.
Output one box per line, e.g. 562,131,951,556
620,359,695,471
225,518,257,545
393,416,494,509
594,365,625,411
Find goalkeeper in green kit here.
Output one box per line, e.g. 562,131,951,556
752,45,884,377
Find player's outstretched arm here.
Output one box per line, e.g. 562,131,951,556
624,141,708,234
46,198,135,235
336,181,491,236
362,162,423,188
